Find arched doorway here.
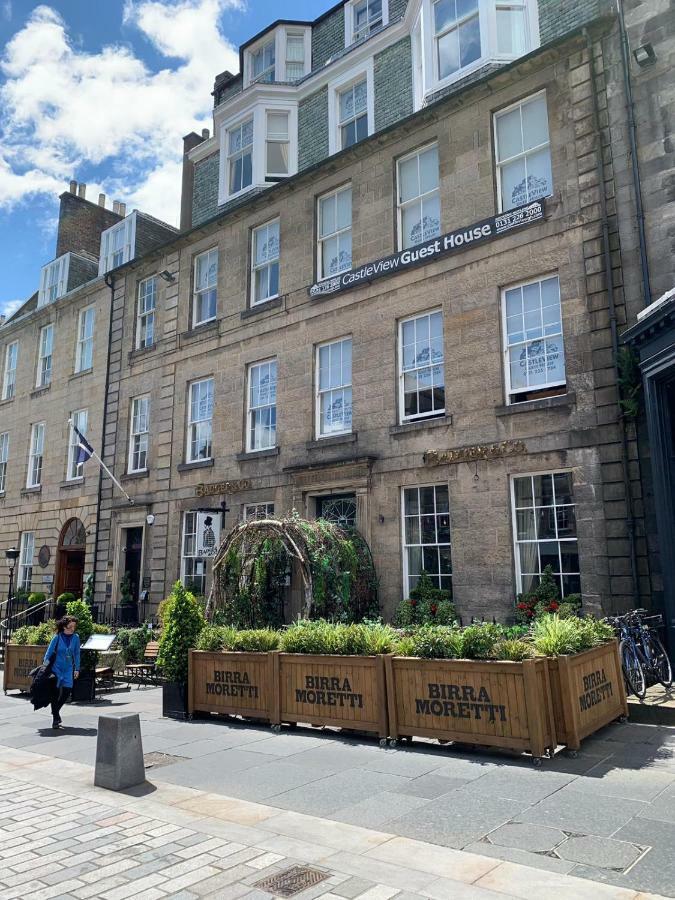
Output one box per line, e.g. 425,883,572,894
55,518,86,599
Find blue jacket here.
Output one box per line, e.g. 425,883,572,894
44,633,81,688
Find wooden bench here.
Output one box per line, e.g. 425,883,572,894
124,640,161,686
95,664,119,692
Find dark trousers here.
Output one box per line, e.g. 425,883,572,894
51,686,72,721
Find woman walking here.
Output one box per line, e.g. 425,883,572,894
44,616,80,729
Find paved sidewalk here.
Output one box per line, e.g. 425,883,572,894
1,679,674,898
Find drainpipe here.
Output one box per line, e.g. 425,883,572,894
585,28,640,605
615,0,652,308
93,272,116,620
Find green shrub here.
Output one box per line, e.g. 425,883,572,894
501,624,530,640
407,626,463,659
393,633,417,656
515,566,564,623
196,625,236,652
355,622,398,655
234,629,280,652
66,599,95,672
156,582,205,684
280,620,340,655
27,592,46,606
394,572,456,626
11,625,34,645
460,623,503,659
92,623,112,635
532,614,583,656
493,639,534,661
57,592,76,606
115,626,151,663
576,616,615,650
11,620,57,646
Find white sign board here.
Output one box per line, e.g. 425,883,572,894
196,513,221,558
82,634,116,651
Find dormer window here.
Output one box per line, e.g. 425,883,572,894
38,254,70,307
99,212,137,275
228,119,254,195
433,0,481,81
251,39,275,83
285,33,305,80
345,0,389,46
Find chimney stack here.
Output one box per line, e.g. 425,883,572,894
77,183,86,199
69,180,77,194
202,128,210,140
180,131,208,232
98,193,106,207
112,200,120,215
118,202,126,217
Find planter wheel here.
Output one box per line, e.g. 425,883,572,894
617,715,628,723
379,738,389,748
532,756,544,767
388,738,398,748
565,749,578,759
271,724,281,734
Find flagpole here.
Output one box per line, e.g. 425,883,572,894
68,419,135,505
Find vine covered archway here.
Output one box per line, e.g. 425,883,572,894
207,513,378,627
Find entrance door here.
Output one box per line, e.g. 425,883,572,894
123,527,143,603
55,518,86,599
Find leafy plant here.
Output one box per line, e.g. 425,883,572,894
515,566,563,624
115,626,151,663
196,625,236,652
27,592,46,606
10,621,55,645
493,639,534,661
66,599,96,673
460,623,503,660
532,613,615,657
280,620,342,655
395,572,456,626
92,623,112,635
233,629,280,652
83,572,94,605
156,582,205,684
406,625,463,659
57,592,76,606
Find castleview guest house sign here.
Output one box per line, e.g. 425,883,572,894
309,200,545,298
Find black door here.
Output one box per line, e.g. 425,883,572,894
124,527,143,602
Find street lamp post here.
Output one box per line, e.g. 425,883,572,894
4,547,21,645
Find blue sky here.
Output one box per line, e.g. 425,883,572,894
0,0,329,316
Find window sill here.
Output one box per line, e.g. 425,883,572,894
179,320,220,346
177,459,214,472
69,368,93,381
241,297,283,320
0,397,14,406
495,392,575,417
128,344,156,363
236,447,280,462
389,415,453,436
121,470,149,481
306,432,357,450
30,385,51,398
60,478,84,490
21,486,42,496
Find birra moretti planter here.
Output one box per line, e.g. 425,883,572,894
4,644,45,693
385,655,557,761
188,650,276,723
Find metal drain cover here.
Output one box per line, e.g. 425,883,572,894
143,752,188,769
253,866,329,897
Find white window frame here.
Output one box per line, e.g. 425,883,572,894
244,502,275,521
344,0,389,46
0,432,8,494
283,30,310,81
98,212,137,276
247,359,278,453
186,378,214,463
75,306,95,373
18,531,35,592
192,248,218,327
27,422,45,488
401,484,452,598
510,470,580,598
67,409,88,481
317,184,353,281
501,273,565,403
494,89,552,212
181,511,207,596
128,396,150,473
328,60,375,155
226,117,254,198
251,219,280,306
36,324,53,389
38,254,70,307
265,110,290,178
136,277,157,349
316,337,353,438
250,37,276,84
2,341,18,401
396,142,441,251
398,309,445,423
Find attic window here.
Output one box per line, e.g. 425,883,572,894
38,254,70,307
99,213,137,275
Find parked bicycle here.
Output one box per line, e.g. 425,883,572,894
605,609,673,699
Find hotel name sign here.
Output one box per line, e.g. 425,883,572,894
195,479,251,497
424,440,527,466
309,200,545,298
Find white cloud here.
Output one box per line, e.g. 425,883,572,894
0,0,241,224
1,298,23,319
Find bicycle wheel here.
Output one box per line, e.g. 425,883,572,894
648,633,673,688
620,639,646,699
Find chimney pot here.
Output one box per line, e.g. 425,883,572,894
69,180,77,194
118,202,127,217
201,128,210,140
77,183,86,199
98,193,106,207
112,200,120,214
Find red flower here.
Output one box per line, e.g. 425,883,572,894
517,603,529,610
430,604,438,615
549,601,559,611
410,600,417,607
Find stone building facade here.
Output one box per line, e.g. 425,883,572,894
89,0,674,624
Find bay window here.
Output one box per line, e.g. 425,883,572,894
399,310,445,422
433,0,481,81
193,248,218,326
511,472,579,597
228,119,254,196
251,220,280,306
496,0,529,55
318,185,352,279
494,91,551,212
317,337,353,437
397,144,441,250
251,39,275,84
187,378,214,463
502,274,565,403
266,112,290,177
285,33,305,80
247,359,277,452
402,485,452,596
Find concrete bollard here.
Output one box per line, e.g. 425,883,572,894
94,713,145,791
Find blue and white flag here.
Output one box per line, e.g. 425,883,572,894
73,424,94,466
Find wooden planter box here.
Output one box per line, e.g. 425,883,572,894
4,644,45,693
188,650,276,723
385,655,557,760
277,653,388,739
547,640,628,750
